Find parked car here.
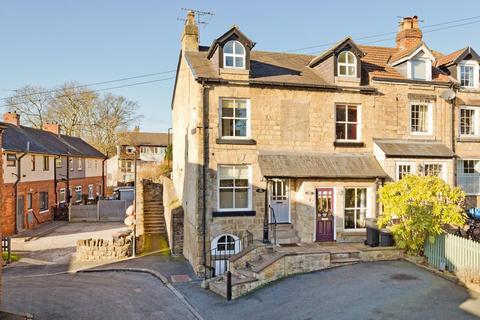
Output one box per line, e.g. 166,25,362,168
112,187,134,207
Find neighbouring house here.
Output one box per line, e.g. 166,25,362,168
1,112,106,236
0,122,6,302
172,13,480,274
106,130,170,187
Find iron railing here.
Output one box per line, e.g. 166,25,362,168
269,205,277,246
205,231,253,280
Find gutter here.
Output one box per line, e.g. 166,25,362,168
14,142,30,234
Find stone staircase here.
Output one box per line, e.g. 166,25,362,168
208,242,363,299
143,200,166,235
270,224,300,244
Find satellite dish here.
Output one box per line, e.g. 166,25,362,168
440,89,456,101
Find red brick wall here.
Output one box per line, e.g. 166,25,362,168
0,128,4,303
56,176,104,204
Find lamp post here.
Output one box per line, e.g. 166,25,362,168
132,146,138,257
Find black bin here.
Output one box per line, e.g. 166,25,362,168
380,229,395,247
365,219,380,247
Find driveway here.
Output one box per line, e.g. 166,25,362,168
2,271,197,320
175,260,480,320
7,222,129,276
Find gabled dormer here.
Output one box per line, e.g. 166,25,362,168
207,26,255,75
389,42,436,81
437,47,480,90
308,37,365,85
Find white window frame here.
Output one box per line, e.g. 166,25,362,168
75,186,82,202
396,162,416,181
344,187,368,230
223,40,246,69
423,162,447,181
59,188,66,203
88,184,94,200
410,102,433,135
457,159,480,195
407,58,432,81
458,61,479,89
55,157,62,168
6,153,16,167
217,165,252,212
337,51,357,77
219,98,251,139
77,158,82,171
459,106,480,137
335,104,362,142
39,191,49,212
69,158,74,171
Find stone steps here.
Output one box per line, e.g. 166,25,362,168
270,224,300,244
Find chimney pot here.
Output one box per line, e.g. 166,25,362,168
42,122,61,135
396,16,422,50
3,111,20,126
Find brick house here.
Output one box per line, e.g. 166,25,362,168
172,13,480,274
0,122,6,303
1,112,106,236
106,130,169,187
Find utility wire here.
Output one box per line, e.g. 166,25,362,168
2,14,480,105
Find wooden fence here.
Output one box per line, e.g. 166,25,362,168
424,233,480,272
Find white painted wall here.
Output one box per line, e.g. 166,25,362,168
3,152,55,183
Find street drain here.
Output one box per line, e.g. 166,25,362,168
390,273,419,281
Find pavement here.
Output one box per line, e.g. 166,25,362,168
3,223,480,319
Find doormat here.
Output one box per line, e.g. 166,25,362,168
279,243,299,247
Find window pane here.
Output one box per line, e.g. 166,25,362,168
338,52,346,63
336,123,346,140
219,189,234,208
412,60,426,80
234,42,244,54
347,124,357,140
235,189,248,208
235,57,244,68
347,66,355,76
222,119,234,136
347,107,357,122
336,106,346,121
235,179,248,187
222,107,234,117
225,56,234,67
235,166,249,179
220,179,234,187
356,209,367,228
235,108,247,118
224,41,233,54
339,65,347,75
345,209,355,229
219,166,234,179
345,189,356,208
234,119,247,136
357,188,367,208
346,52,355,64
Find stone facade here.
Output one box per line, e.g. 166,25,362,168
172,14,480,274
162,176,184,254
76,230,133,261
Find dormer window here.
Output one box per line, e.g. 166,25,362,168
223,40,245,69
337,51,356,77
411,59,426,80
459,61,479,88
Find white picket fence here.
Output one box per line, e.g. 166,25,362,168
424,233,480,272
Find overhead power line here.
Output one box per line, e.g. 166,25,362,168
2,14,480,104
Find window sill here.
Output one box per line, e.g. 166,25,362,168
39,210,49,214
457,137,480,143
212,210,256,217
334,141,365,147
216,138,256,145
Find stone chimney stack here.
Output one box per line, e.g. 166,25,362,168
396,16,423,50
42,122,61,135
181,11,199,52
3,111,20,126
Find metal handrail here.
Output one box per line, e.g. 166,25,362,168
269,205,277,246
206,231,253,279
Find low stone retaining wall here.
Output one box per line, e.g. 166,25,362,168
161,176,184,254
76,230,133,261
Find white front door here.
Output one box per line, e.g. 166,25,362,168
270,179,290,223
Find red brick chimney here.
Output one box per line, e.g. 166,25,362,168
3,111,20,126
42,122,60,135
396,16,423,50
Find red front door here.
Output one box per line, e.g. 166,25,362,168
316,188,334,242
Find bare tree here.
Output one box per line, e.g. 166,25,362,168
5,85,51,128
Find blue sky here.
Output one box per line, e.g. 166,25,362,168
1,1,480,133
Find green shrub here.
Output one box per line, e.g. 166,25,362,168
378,175,466,255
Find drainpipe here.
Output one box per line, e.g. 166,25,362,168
14,142,30,234
200,81,208,278
451,86,458,186
54,156,58,205
263,179,269,243
66,151,70,204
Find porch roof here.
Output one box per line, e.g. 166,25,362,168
374,139,454,158
258,152,388,179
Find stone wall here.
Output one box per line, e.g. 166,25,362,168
161,176,184,254
76,230,132,261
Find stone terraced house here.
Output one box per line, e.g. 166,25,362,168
172,13,480,274
1,112,106,236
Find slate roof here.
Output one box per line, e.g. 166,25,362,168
258,152,387,179
119,132,169,147
184,42,451,86
0,122,105,158
374,139,454,158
